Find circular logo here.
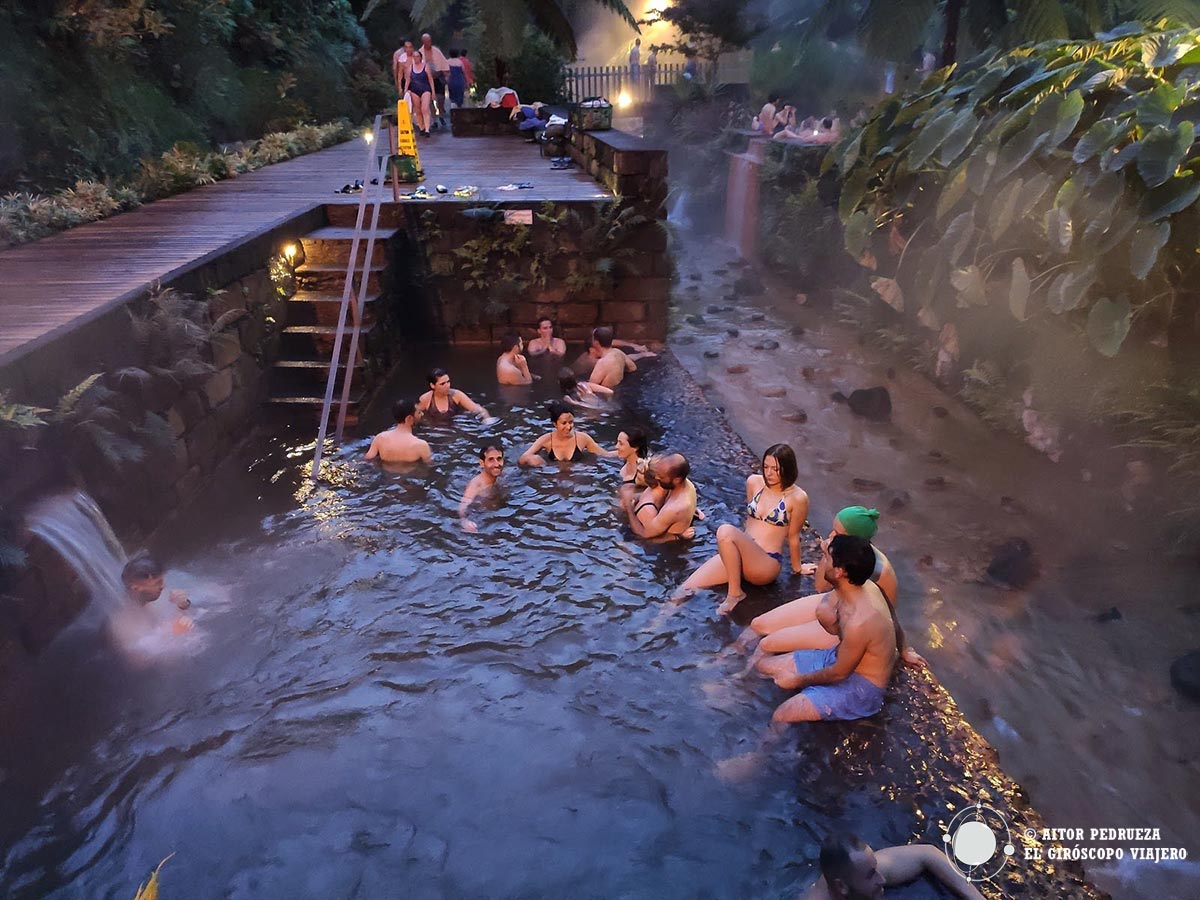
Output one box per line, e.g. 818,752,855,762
941,801,1016,882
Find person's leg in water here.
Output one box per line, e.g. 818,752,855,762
715,523,782,614
750,592,825,635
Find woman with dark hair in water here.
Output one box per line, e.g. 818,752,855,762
675,443,808,613
518,402,618,466
560,368,613,409
615,427,649,502
418,368,492,423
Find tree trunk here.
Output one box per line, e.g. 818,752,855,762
942,0,964,67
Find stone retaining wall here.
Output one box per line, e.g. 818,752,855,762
449,107,519,137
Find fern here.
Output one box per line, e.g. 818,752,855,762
53,374,103,420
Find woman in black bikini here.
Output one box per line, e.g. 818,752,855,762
674,443,808,613
404,48,434,136
417,368,492,423
518,401,617,467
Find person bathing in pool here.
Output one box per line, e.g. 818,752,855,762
496,333,535,386
518,401,618,466
365,398,432,465
674,443,808,614
526,317,566,357
756,535,897,723
459,442,505,533
802,832,984,900
622,452,699,541
418,368,495,424
559,368,613,409
615,427,650,504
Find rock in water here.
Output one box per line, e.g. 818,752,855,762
1169,651,1200,701
685,314,705,325
985,538,1038,589
703,350,720,359
735,273,764,295
882,488,911,511
781,410,808,423
847,387,892,421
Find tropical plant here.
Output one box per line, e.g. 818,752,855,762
641,0,766,71
801,0,1200,66
564,201,653,292
833,22,1200,392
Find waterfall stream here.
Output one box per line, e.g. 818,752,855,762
25,491,126,617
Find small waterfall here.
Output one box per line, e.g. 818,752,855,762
26,491,127,615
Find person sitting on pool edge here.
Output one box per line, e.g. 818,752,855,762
803,832,984,900
518,401,619,466
459,442,505,533
623,452,699,541
365,398,432,465
496,333,535,386
122,553,193,633
756,535,896,723
587,326,656,388
418,368,494,423
526,317,566,357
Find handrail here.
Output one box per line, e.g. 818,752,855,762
311,114,384,480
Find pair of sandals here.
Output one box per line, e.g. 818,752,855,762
335,179,364,194
550,157,573,170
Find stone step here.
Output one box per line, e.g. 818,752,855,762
294,262,386,294
270,358,365,395
300,227,399,266
325,203,405,228
280,323,376,358
265,394,364,430
286,290,381,326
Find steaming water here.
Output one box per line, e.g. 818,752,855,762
26,491,127,616
1,354,886,899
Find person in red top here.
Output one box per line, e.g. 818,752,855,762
460,50,476,101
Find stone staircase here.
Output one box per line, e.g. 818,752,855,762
266,220,398,428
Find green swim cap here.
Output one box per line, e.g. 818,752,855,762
835,506,880,539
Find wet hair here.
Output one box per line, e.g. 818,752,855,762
819,833,869,888
547,400,573,424
660,451,690,481
537,316,555,329
622,427,648,458
479,441,504,459
121,551,163,586
763,443,798,488
822,117,834,130
393,398,417,423
449,48,460,58
427,367,449,387
558,367,579,396
500,333,521,353
592,326,614,348
828,535,875,586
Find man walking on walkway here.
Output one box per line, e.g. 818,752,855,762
421,33,450,128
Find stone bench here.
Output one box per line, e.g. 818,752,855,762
450,107,518,137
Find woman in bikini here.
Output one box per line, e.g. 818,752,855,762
615,427,649,503
417,368,492,423
675,443,807,614
518,401,618,467
404,49,434,136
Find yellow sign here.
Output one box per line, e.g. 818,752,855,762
395,100,422,166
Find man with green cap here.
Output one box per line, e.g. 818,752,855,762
741,506,925,667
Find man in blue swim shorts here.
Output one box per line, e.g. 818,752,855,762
756,535,898,723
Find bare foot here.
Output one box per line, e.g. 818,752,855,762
716,593,746,615
714,750,762,782
669,587,696,604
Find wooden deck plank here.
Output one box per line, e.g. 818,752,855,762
0,132,609,366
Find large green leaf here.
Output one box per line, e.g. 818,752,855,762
1142,34,1195,68
1136,121,1195,188
939,108,981,166
843,210,873,258
907,109,959,169
937,164,969,220
968,67,1007,107
965,141,998,195
1050,91,1085,147
996,103,1057,179
950,265,987,307
1129,221,1171,280
1044,206,1074,253
1142,174,1200,220
1046,265,1095,313
841,130,864,174
946,210,976,266
1136,82,1184,130
990,177,1024,242
1086,297,1132,357
1009,257,1031,321
1073,119,1123,163
839,166,872,219
1100,140,1141,172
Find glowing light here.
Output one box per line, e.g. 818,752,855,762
813,129,820,136
617,91,632,109
283,243,298,264
363,129,374,143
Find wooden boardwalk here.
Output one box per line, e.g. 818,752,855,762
0,132,609,366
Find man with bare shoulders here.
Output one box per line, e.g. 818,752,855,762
365,398,432,464
459,442,505,533
496,333,534,385
757,535,897,722
587,326,656,388
622,453,698,540
803,833,984,900
526,317,566,357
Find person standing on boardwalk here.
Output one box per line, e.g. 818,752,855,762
447,49,468,110
403,49,435,136
645,45,657,97
420,33,450,127
392,39,414,94
629,38,641,99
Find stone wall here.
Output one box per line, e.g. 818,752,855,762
567,127,669,219
449,107,519,137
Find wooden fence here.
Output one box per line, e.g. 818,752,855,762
564,64,686,103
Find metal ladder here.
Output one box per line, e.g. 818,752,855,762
311,114,389,479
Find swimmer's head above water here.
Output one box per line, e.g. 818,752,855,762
616,428,648,460
499,333,522,354
479,442,505,476
820,832,885,900
833,506,879,540
427,368,452,395
122,552,164,604
590,326,614,350
651,452,690,489
393,397,421,426
547,401,574,433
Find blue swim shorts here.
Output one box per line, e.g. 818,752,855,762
792,648,886,721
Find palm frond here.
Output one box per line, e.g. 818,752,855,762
411,0,456,27
859,0,940,62
53,374,103,420
525,0,579,57
1011,0,1071,44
